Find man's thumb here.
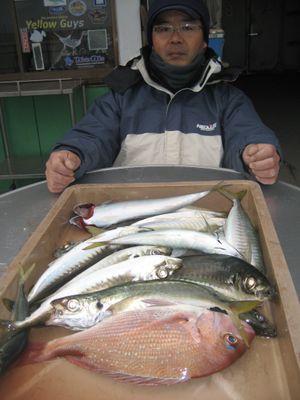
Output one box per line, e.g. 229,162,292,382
64,153,80,171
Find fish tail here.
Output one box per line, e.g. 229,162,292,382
0,319,16,332
15,341,48,366
217,187,247,202
19,263,36,286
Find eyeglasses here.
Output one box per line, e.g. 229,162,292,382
153,23,203,38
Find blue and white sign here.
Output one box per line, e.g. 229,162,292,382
44,0,66,6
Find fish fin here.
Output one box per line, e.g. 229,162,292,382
15,341,51,366
85,226,105,237
141,299,178,307
171,248,188,257
202,215,215,236
100,371,190,386
65,355,190,386
2,298,14,313
229,300,261,315
83,242,106,250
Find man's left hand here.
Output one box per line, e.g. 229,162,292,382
242,143,280,185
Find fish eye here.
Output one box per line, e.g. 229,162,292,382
224,333,239,347
255,313,265,322
67,299,81,312
156,265,169,279
245,276,257,290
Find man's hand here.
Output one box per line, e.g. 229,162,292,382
45,150,81,193
242,144,280,185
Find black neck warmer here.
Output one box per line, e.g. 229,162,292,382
149,49,207,93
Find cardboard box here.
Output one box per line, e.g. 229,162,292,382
0,181,299,400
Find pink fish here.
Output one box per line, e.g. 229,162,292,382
18,307,255,386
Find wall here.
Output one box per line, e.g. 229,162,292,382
0,0,142,194
0,86,109,193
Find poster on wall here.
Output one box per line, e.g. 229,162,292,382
15,0,117,71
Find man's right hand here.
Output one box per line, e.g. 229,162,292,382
45,150,81,193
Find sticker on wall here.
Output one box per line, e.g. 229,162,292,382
32,43,45,70
44,0,66,6
87,29,108,50
30,30,46,43
94,0,106,6
48,6,66,15
74,54,106,66
51,31,87,68
68,0,87,17
88,9,107,24
20,28,31,53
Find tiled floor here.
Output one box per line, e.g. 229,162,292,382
235,72,300,187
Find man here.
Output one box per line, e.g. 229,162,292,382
46,0,281,193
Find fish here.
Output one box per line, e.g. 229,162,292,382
27,237,119,304
70,190,212,229
217,188,265,273
18,306,255,385
85,210,226,246
0,265,34,374
239,309,277,338
131,208,226,232
87,229,243,259
169,255,275,301
8,256,182,331
46,280,259,341
63,245,172,282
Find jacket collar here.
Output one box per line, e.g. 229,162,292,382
104,46,241,94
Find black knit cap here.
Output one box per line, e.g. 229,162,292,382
147,0,210,46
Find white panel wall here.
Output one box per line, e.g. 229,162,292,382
115,0,142,65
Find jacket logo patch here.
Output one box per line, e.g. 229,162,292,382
196,123,217,132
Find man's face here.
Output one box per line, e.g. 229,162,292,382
152,10,207,66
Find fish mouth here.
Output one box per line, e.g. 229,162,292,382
73,203,95,219
69,216,87,230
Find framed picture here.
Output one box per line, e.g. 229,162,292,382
0,0,118,82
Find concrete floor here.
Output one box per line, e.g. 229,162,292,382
235,72,300,187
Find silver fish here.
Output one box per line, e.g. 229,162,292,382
132,208,226,230
169,255,275,301
239,309,277,338
47,280,259,345
10,255,182,331
27,237,119,304
218,188,265,272
71,190,212,228
93,229,243,258
61,246,172,285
